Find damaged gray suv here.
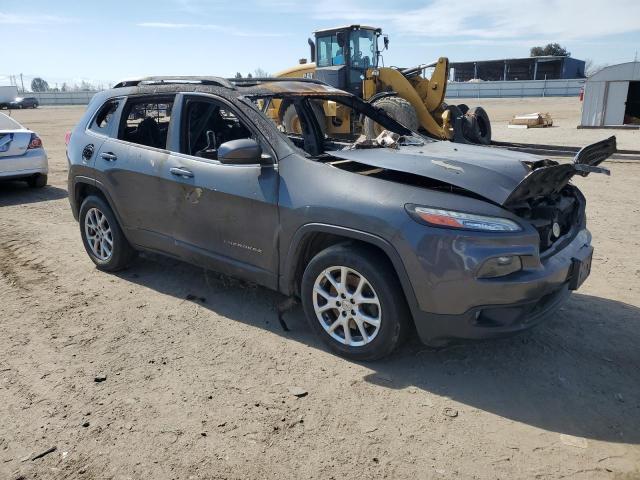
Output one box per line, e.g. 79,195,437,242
67,76,614,360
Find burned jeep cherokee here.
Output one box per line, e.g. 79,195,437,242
67,76,613,360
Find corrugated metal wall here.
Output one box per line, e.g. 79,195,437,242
29,91,98,105
446,79,584,98
26,80,584,106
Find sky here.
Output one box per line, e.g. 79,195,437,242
1,0,639,89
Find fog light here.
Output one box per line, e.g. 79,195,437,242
477,256,522,278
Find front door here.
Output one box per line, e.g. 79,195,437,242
165,94,279,287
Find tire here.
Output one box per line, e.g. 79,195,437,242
301,243,410,361
457,103,469,115
282,102,326,136
471,106,491,145
363,96,419,138
79,195,136,272
27,174,47,188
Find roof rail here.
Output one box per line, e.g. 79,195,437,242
113,76,235,89
228,77,328,86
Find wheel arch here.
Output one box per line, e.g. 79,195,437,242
281,223,420,317
73,179,126,234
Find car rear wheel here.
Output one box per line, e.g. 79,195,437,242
79,195,136,271
27,174,47,188
301,244,409,360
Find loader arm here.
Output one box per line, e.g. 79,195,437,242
363,58,452,140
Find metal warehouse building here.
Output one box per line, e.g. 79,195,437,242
580,62,640,128
450,56,585,82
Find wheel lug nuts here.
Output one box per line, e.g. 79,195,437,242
350,299,355,304
341,311,347,317
351,310,355,315
341,293,346,299
336,301,341,306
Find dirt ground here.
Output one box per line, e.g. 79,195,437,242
1,99,639,480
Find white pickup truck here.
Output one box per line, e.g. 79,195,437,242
0,85,19,108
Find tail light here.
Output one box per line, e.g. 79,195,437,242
65,131,72,146
28,133,43,149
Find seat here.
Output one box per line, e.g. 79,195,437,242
135,117,162,148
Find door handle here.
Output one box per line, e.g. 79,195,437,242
100,152,117,161
170,167,194,178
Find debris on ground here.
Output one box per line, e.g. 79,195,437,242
508,112,553,129
94,374,107,383
443,407,459,418
287,386,308,398
31,446,57,461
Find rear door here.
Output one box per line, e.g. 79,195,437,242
94,95,179,252
164,93,280,286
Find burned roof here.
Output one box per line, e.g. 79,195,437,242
111,76,350,98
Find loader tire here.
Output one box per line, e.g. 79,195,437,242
282,102,326,136
470,106,491,145
457,103,470,114
364,96,419,138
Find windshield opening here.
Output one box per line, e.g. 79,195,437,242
245,93,427,157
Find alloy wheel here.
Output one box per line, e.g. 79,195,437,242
84,207,113,261
312,266,382,347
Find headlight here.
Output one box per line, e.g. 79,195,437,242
477,256,522,278
406,205,522,232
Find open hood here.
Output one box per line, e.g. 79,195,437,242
328,136,615,206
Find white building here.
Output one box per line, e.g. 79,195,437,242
580,62,640,128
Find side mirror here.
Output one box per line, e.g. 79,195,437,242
336,31,346,48
218,138,266,165
383,35,389,50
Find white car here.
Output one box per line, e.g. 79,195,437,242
0,112,48,187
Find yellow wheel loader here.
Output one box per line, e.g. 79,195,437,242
274,25,491,145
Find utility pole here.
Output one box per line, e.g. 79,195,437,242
20,73,25,93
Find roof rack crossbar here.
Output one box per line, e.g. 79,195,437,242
113,76,235,89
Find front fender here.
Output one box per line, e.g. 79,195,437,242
280,223,421,319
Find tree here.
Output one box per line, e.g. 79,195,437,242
254,68,271,78
584,59,609,77
530,43,570,57
234,72,243,78
247,73,253,78
31,77,49,92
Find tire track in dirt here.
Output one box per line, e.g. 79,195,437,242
0,230,55,293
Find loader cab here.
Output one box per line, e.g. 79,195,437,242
313,25,383,98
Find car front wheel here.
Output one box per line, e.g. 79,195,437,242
301,244,409,360
79,195,136,271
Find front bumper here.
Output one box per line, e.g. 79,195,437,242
405,227,593,346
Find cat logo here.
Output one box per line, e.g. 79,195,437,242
302,72,315,79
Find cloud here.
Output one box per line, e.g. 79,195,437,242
137,22,287,37
0,12,73,25
310,0,640,42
